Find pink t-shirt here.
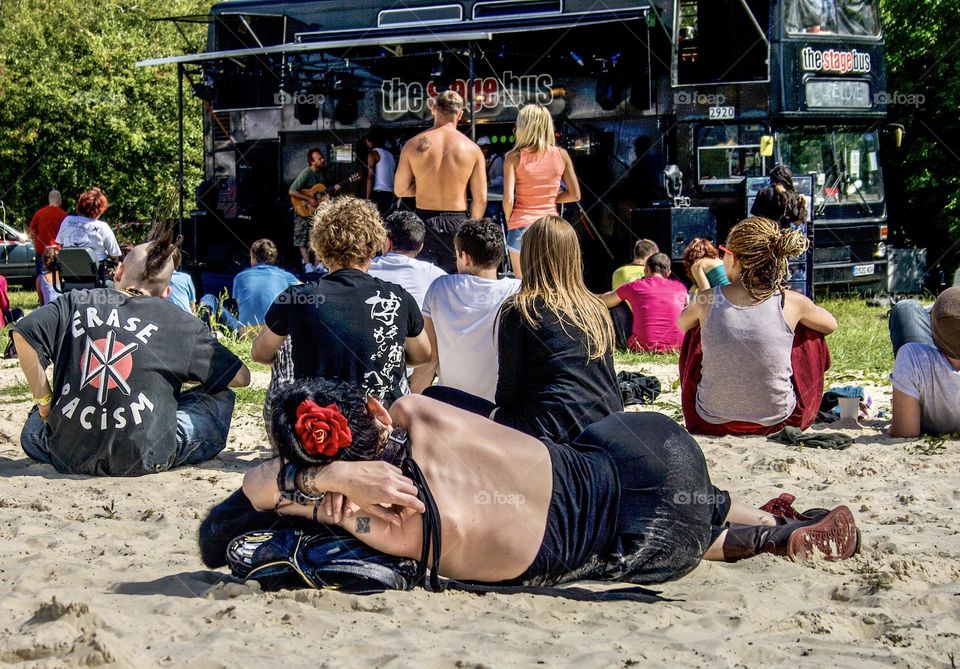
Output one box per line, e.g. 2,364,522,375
616,274,687,352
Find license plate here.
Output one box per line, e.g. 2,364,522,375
852,263,875,277
708,106,735,120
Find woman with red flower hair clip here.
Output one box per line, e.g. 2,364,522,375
200,377,860,591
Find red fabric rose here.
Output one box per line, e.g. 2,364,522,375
294,400,352,457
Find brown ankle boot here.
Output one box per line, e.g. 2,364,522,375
722,506,859,562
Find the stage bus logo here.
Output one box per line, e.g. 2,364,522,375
381,71,554,114
801,47,872,75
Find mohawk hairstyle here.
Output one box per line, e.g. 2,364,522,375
140,219,183,293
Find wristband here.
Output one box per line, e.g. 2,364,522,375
277,462,325,506
34,393,52,407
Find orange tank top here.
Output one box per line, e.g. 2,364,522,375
509,146,565,230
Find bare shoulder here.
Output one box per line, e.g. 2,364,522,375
401,130,431,155
784,289,815,309
390,394,454,432
690,257,720,272
459,133,484,157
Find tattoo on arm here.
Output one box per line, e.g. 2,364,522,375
298,467,322,495
416,137,431,153
356,517,371,533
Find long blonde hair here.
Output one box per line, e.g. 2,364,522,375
502,215,615,360
510,104,555,155
726,216,808,301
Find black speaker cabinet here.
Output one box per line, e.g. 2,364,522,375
628,207,717,261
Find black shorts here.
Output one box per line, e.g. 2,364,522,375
414,209,467,274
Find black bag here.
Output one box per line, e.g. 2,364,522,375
227,527,418,595
617,371,661,407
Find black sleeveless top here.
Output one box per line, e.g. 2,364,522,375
386,429,619,588
501,438,620,586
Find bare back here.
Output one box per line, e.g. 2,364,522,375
254,394,553,582
396,125,486,213
272,395,554,582
397,395,553,581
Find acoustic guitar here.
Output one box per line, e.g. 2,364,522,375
290,173,362,217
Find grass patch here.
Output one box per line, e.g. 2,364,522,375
907,432,959,456
0,378,29,403
819,296,894,378
614,350,678,367
234,385,267,412
7,286,37,313
217,334,271,374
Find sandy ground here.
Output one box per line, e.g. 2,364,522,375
0,358,958,668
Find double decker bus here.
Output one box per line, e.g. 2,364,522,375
142,0,892,291
673,0,889,291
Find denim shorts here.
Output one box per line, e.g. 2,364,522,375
506,225,529,253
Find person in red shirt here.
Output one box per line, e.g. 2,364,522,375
28,190,67,280
600,252,688,352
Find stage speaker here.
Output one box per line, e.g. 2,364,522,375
628,207,717,261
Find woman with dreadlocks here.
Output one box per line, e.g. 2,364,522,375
676,217,837,436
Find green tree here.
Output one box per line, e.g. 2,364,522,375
881,0,960,285
0,0,209,237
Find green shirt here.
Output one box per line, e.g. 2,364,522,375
290,166,326,193
612,264,646,291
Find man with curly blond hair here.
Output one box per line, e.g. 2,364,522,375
252,197,432,405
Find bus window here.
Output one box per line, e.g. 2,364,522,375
676,0,769,85
779,127,883,209
785,0,880,37
697,124,767,185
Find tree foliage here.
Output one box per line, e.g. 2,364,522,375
0,0,209,236
881,0,960,282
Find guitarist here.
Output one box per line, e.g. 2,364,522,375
289,148,342,273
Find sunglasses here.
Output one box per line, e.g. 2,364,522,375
718,244,734,259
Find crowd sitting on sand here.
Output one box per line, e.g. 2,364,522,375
9,92,955,593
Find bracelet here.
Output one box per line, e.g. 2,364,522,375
34,393,52,407
277,462,325,506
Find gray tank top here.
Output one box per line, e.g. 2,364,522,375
695,288,797,426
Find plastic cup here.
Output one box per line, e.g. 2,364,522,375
837,396,860,421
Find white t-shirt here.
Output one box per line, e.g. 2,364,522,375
55,215,121,261
422,274,521,401
368,252,446,308
890,342,960,435
373,148,396,193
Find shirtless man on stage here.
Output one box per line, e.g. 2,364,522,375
394,90,487,274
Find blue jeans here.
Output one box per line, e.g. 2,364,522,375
199,294,241,333
21,387,236,473
889,299,933,357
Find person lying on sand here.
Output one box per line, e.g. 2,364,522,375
216,378,859,588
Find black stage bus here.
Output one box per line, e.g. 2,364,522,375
141,0,897,293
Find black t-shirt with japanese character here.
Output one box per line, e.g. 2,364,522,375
265,269,423,405
13,289,242,476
